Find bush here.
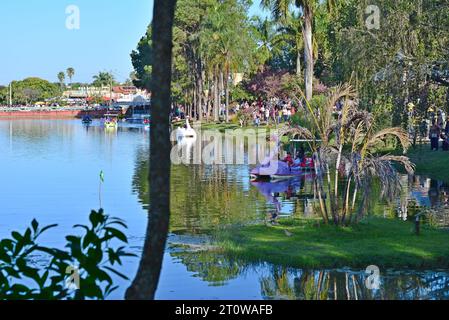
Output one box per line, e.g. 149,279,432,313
0,209,136,300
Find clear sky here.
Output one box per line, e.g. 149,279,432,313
0,0,267,85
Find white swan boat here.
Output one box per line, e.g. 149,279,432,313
176,119,197,140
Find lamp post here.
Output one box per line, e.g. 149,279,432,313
9,82,12,107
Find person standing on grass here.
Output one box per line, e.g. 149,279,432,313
429,122,441,151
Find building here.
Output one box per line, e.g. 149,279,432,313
63,86,151,105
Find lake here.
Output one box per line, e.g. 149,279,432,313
1,119,449,300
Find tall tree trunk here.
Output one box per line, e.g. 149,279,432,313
225,70,229,123
214,72,220,122
197,78,202,121
196,59,204,121
296,49,301,76
220,70,224,122
206,81,212,122
193,84,197,119
125,0,177,300
303,8,313,101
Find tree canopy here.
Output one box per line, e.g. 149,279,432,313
130,0,449,127
0,78,60,105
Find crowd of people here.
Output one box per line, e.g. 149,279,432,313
428,118,449,151
234,98,298,126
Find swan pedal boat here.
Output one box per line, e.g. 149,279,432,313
250,159,315,181
176,119,197,139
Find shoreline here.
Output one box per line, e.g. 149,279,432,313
218,217,449,269
0,108,109,119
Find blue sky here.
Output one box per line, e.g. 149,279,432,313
0,0,266,85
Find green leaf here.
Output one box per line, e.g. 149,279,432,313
89,211,105,229
103,266,130,280
31,219,39,233
38,224,59,237
105,228,128,243
12,232,23,242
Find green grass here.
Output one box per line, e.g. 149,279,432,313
218,218,449,269
406,144,449,183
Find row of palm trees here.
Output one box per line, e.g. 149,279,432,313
57,68,75,88
175,0,340,121
172,0,255,122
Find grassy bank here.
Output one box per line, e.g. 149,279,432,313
406,144,449,183
218,217,449,269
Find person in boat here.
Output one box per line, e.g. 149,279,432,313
300,153,315,169
292,148,306,167
292,155,302,168
283,152,294,167
292,152,304,168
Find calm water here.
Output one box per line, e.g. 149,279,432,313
1,119,449,300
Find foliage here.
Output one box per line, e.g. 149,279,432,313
0,210,135,300
283,83,414,225
132,0,259,120
66,68,75,84
129,0,449,125
57,72,66,88
229,83,254,103
245,69,304,99
0,78,60,105
329,0,449,125
92,72,116,88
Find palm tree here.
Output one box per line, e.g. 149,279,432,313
282,83,415,226
252,16,283,72
277,12,304,76
92,71,115,87
57,72,66,89
261,0,337,100
66,68,75,85
125,0,177,300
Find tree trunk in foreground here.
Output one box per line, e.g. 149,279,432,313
125,0,177,300
303,7,313,101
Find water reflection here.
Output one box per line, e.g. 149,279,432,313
132,145,267,234
251,174,317,217
2,120,449,300
169,248,449,300
393,175,449,225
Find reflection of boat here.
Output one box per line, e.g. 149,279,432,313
143,115,151,130
250,159,315,181
252,175,317,217
176,118,196,139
